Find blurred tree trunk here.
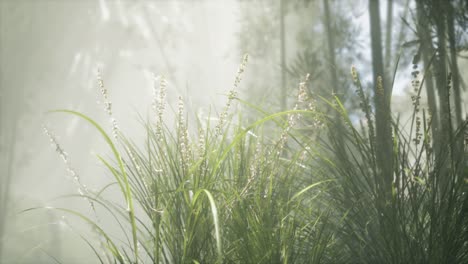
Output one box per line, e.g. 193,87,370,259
280,0,287,111
416,0,439,155
323,0,338,96
369,0,393,192
433,0,451,145
394,0,410,68
447,2,462,129
0,86,18,262
384,0,393,84
446,1,465,176
323,0,345,153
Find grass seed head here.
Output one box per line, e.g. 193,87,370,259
153,74,167,140
96,69,119,139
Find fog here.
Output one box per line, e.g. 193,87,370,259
1,1,242,262
1,0,467,263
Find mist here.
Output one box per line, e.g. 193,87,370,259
1,0,467,263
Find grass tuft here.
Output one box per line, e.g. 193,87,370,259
34,59,467,263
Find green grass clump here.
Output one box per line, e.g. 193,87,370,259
35,57,336,263
34,57,467,263
313,66,468,263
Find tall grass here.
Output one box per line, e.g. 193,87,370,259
314,65,468,263
34,58,467,263
33,57,337,263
